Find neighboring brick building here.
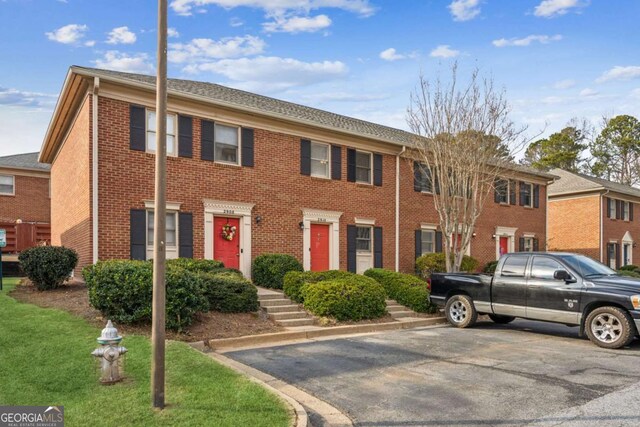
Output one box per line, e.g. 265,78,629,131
40,66,553,277
548,168,640,269
0,152,50,223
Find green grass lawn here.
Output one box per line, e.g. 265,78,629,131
0,278,291,427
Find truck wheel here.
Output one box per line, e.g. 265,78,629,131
585,306,635,349
445,295,477,328
489,314,515,324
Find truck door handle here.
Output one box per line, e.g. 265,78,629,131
529,285,541,289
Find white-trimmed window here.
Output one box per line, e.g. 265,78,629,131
146,111,177,156
421,230,435,254
496,179,509,204
623,201,630,221
214,123,240,164
522,183,533,208
609,198,617,218
523,236,534,252
310,142,330,178
147,211,178,257
0,175,15,195
355,151,372,184
356,226,372,252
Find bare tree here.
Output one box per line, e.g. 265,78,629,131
407,65,529,272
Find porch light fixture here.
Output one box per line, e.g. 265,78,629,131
255,215,262,224
299,221,304,231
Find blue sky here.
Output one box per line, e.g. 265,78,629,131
1,0,639,157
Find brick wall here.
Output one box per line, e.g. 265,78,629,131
51,94,92,276
601,194,640,266
547,194,600,261
0,173,50,223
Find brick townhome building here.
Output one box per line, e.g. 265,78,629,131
40,66,554,277
0,152,50,224
548,168,640,269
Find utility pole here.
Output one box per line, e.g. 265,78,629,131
151,0,168,410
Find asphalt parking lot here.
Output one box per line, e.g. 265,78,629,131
226,319,640,426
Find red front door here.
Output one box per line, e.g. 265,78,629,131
499,236,509,256
310,224,330,271
214,217,240,269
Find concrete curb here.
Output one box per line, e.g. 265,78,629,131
199,317,447,350
205,351,353,427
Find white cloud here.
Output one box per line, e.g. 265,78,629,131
492,34,562,47
301,92,389,103
184,56,348,92
106,26,137,45
631,88,640,100
230,17,244,27
263,14,331,33
379,48,405,61
534,0,586,18
448,0,481,22
93,51,154,74
168,27,180,38
542,96,564,104
170,0,376,17
596,66,640,83
430,45,460,58
84,40,96,47
169,36,266,63
0,87,57,108
579,88,599,98
45,24,88,44
553,79,575,89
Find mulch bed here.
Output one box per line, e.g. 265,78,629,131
9,279,284,342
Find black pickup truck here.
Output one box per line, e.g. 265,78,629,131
429,252,640,349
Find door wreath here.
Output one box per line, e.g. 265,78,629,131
221,223,237,241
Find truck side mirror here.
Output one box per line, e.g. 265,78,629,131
553,269,575,283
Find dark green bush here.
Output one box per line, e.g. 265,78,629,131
83,260,208,331
166,258,224,273
619,264,639,272
283,270,354,303
18,246,78,291
617,269,640,278
198,272,258,313
252,254,303,289
483,260,499,274
415,253,479,278
364,268,434,313
301,275,386,321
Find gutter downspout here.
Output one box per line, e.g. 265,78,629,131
92,77,99,264
395,146,406,272
601,189,610,263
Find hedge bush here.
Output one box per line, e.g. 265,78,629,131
617,269,640,278
198,272,258,313
619,264,639,272
363,268,434,313
252,254,303,289
283,270,354,303
166,258,224,273
18,246,78,291
483,260,499,274
415,253,479,278
301,275,386,321
83,260,208,331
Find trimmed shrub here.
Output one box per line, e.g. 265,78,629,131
415,253,479,278
283,270,354,303
617,269,640,278
166,258,224,273
301,275,386,321
83,260,208,331
619,264,639,272
252,254,303,289
198,272,258,313
19,246,78,291
364,268,434,313
483,260,499,274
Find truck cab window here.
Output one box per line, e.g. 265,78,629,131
501,255,528,277
531,257,564,280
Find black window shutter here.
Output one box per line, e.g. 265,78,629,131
201,120,215,161
130,105,146,151
616,243,621,269
519,182,526,206
177,115,193,158
605,197,611,218
519,237,525,252
374,226,383,268
415,230,422,259
241,128,254,167
130,209,146,260
434,173,441,195
178,212,193,258
435,231,443,253
494,179,500,203
373,154,383,186
606,243,612,267
414,162,423,192
616,200,622,220
347,148,356,182
533,184,540,208
347,225,357,273
510,180,517,205
300,139,311,176
533,238,539,252
331,145,342,180
630,203,634,221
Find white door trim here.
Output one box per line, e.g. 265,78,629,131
302,208,342,271
495,226,517,259
622,231,633,266
203,199,255,278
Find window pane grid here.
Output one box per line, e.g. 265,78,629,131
311,142,330,178
356,226,371,252
355,151,371,183
214,124,239,164
0,175,14,194
146,111,176,155
421,230,435,254
147,211,177,247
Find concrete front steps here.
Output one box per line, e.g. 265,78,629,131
386,299,418,319
257,287,315,327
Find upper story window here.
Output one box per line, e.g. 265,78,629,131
355,150,372,184
310,142,330,178
421,230,435,254
0,175,15,195
609,198,617,218
415,163,433,193
214,123,239,164
495,179,509,204
146,111,177,156
623,201,630,221
521,182,533,208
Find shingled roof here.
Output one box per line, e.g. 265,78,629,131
0,152,50,172
549,168,640,198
